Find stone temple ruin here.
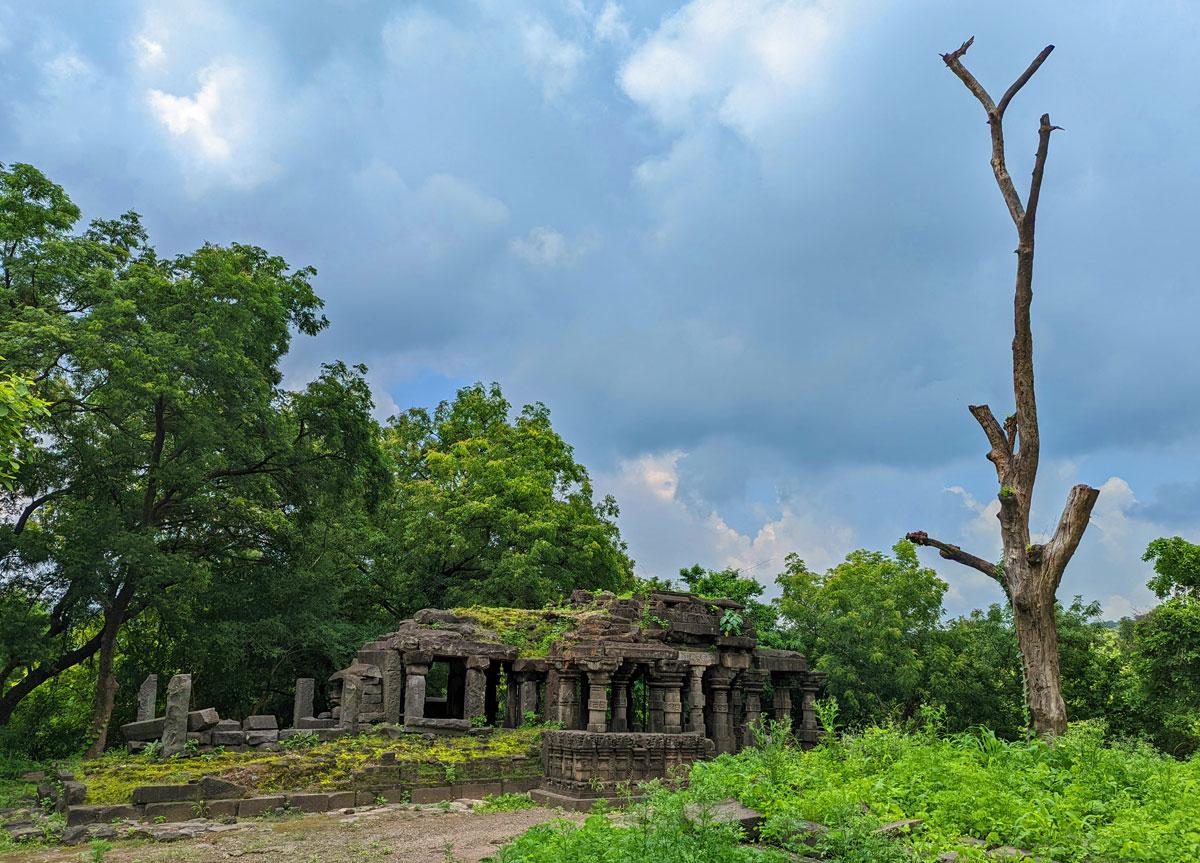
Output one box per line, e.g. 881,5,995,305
122,589,824,808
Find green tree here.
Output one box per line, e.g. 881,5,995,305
1142,536,1200,599
0,362,46,487
0,163,384,753
775,541,946,726
676,564,778,636
370,383,633,613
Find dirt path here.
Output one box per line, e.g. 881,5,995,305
1,805,577,863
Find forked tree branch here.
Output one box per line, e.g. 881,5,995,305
1041,484,1102,588
905,531,1001,582
968,404,1012,480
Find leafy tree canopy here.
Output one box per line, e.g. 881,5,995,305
676,564,779,635
371,382,634,614
0,162,385,737
1142,536,1200,599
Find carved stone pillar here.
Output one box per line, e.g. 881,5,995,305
553,665,581,729
464,656,488,722
688,666,706,735
520,675,539,721
646,661,686,734
585,663,616,733
772,677,794,724
707,668,736,754
798,672,825,748
741,669,766,748
610,668,632,732
403,653,431,724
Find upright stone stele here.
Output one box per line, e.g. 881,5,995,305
136,674,158,722
160,673,192,757
404,656,431,724
340,675,362,731
293,678,315,728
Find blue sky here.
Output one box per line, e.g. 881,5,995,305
3,0,1198,618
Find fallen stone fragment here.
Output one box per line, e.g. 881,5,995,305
875,818,924,836
684,798,766,838
198,775,247,799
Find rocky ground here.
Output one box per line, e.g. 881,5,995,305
0,801,577,863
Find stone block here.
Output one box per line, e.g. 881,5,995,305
285,792,330,813
212,730,246,746
454,781,502,800
61,780,87,806
137,674,158,721
188,708,220,730
502,777,541,794
245,729,279,745
132,784,201,805
65,806,101,827
237,796,286,817
327,791,357,809
205,799,238,819
295,717,337,730
143,801,201,822
198,776,246,800
186,731,212,746
684,799,765,838
215,718,242,731
410,786,455,804
120,717,165,741
355,791,377,806
243,714,278,730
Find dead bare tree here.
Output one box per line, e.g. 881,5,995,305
906,37,1100,738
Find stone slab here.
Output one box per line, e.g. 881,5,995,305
404,717,471,734
205,799,238,819
132,784,201,805
295,716,338,730
409,786,456,804
243,714,278,730
212,730,246,746
237,796,286,817
188,708,220,731
143,801,201,822
327,791,357,809
530,787,642,812
285,792,329,813
198,776,246,800
245,730,279,745
121,710,222,741
684,799,765,838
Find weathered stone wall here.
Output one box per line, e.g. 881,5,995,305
540,730,713,798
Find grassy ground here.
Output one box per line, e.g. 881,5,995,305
73,727,542,804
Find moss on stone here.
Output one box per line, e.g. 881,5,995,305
80,727,543,804
449,605,602,657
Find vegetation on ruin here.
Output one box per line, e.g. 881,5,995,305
449,605,593,658
74,727,542,805
499,720,1200,863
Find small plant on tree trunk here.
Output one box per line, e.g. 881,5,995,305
906,37,1100,739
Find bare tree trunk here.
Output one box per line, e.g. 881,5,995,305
1012,587,1066,737
905,37,1100,738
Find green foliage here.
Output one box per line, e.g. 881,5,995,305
370,383,634,616
1143,535,1200,599
477,792,536,812
449,605,591,658
678,564,778,635
681,722,1200,863
1127,595,1200,755
775,542,946,726
88,837,113,862
719,610,744,636
0,162,388,745
279,732,320,750
0,360,46,488
493,783,792,863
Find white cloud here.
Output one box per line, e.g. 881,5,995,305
146,61,280,191
598,450,853,588
42,50,94,88
510,226,597,268
594,2,631,43
619,0,840,141
133,34,165,67
521,18,585,99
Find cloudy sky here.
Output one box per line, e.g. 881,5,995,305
3,0,1197,618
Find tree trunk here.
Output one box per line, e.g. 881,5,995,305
1012,588,1067,737
83,608,123,758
